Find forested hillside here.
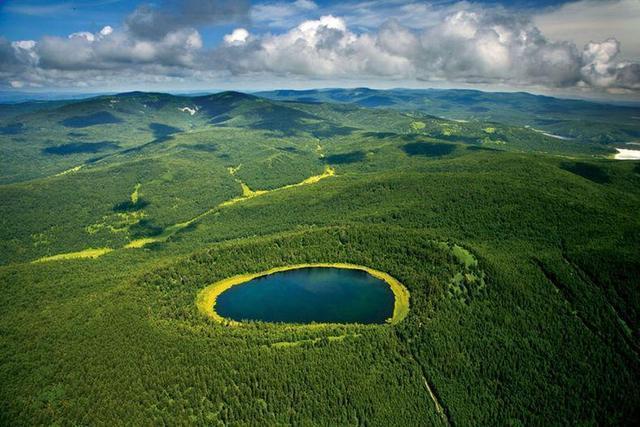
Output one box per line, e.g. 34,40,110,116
1,90,639,425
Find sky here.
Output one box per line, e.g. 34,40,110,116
0,0,639,99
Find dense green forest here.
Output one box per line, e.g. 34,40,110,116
0,90,639,425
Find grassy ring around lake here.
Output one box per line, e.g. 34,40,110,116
196,263,410,326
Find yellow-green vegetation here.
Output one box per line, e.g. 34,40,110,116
483,127,496,134
219,182,268,207
124,237,160,249
54,165,83,177
240,182,267,198
130,183,141,204
222,165,334,207
124,167,335,249
411,121,426,131
285,165,334,187
32,247,113,263
196,263,410,326
218,196,246,208
452,244,478,268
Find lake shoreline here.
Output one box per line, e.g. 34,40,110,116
196,263,410,326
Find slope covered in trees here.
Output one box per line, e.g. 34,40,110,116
0,90,639,425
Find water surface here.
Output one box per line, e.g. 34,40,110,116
216,267,395,324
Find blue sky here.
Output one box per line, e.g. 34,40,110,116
0,0,638,97
0,1,131,41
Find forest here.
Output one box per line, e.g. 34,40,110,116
0,90,639,425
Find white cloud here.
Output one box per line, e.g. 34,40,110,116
69,32,96,42
12,40,36,50
100,26,114,37
10,25,204,73
1,1,638,94
534,0,640,61
214,8,638,91
224,28,250,45
580,38,639,89
218,15,412,77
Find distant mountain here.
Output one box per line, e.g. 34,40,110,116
0,89,628,184
257,88,640,144
0,91,113,103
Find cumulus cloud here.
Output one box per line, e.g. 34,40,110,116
35,26,203,70
2,25,206,89
0,38,36,79
580,39,640,89
215,16,409,77
224,28,250,45
1,0,247,88
412,10,584,86
534,0,640,61
1,1,639,94
214,10,639,91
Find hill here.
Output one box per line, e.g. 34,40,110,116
0,90,639,425
258,88,640,145
0,90,624,184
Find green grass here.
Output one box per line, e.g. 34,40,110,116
32,247,113,263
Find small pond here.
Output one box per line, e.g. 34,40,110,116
215,267,395,324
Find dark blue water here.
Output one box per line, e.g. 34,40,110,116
216,267,395,324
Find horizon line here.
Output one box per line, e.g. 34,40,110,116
2,86,640,107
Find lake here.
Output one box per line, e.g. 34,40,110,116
215,267,396,324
